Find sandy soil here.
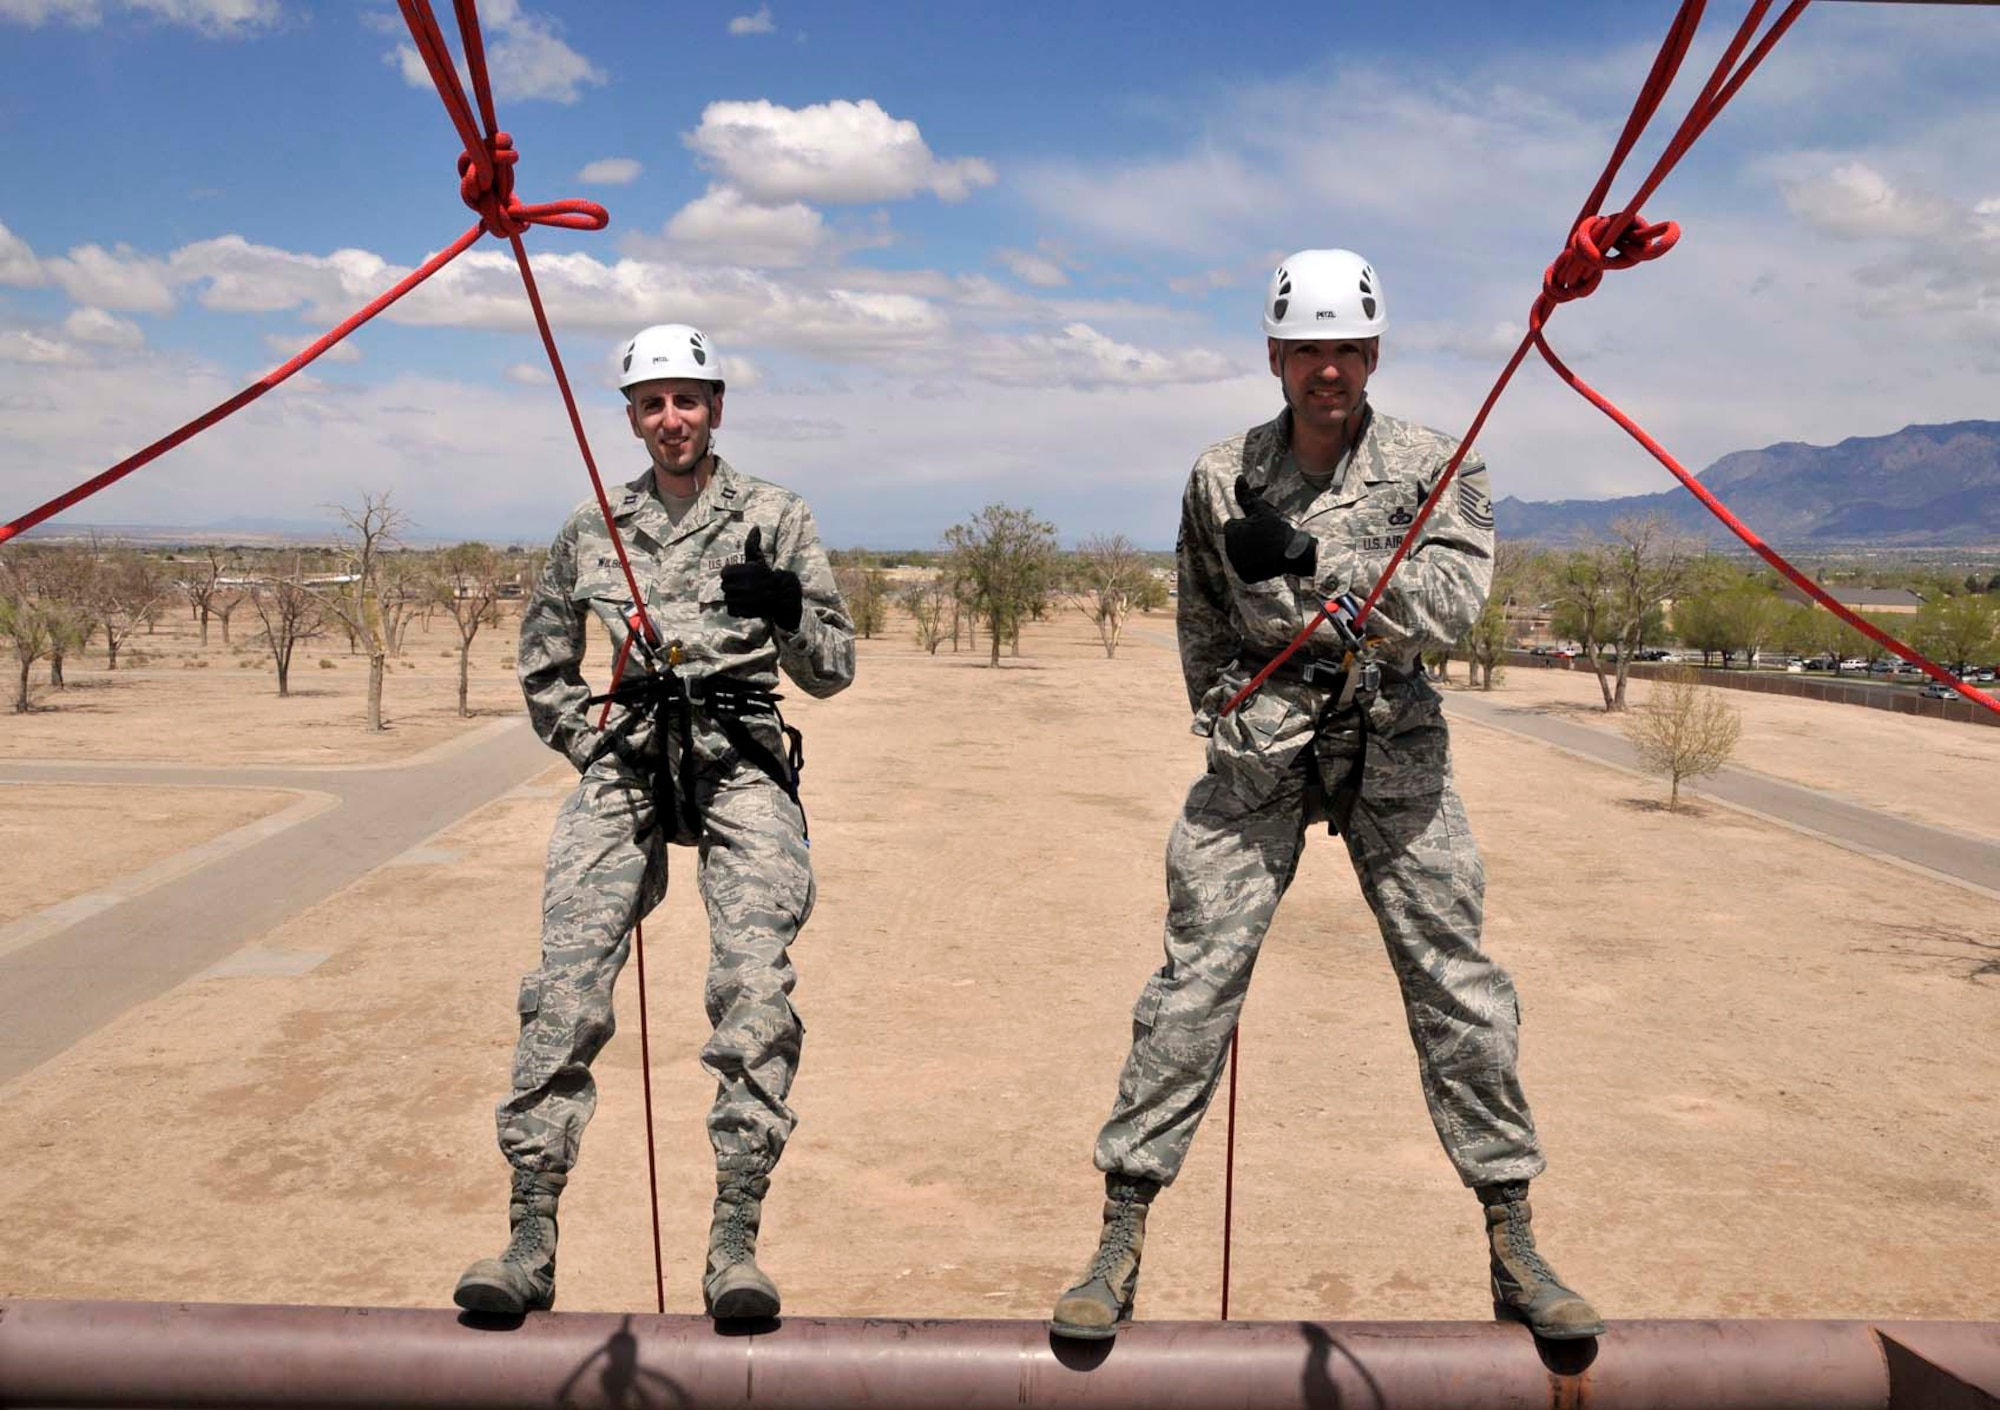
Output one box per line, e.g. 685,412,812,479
0,610,526,766
0,784,301,929
2,611,1996,1325
1466,660,2000,843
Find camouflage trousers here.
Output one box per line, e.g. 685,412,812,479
496,755,815,1179
1094,748,1545,1189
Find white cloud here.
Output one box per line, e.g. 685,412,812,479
42,243,177,313
1,0,275,34
577,157,642,186
63,307,146,348
385,1,603,104
262,332,361,364
0,221,45,286
658,186,829,269
996,247,1069,289
1782,162,1955,241
685,99,996,205
966,323,1236,390
170,235,387,314
0,330,83,364
503,362,548,386
728,4,773,36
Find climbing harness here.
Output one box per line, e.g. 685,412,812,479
583,630,810,846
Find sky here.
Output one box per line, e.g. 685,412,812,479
1,0,1996,549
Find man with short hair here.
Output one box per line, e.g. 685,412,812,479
456,322,854,1321
1051,250,1602,1342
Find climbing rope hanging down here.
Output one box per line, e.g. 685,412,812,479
1222,0,1999,721
0,0,678,1313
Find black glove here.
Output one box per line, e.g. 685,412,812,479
721,526,804,631
1224,475,1317,582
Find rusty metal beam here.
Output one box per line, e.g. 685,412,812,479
2,1301,1998,1410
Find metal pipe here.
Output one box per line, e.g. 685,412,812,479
3,1301,1998,1410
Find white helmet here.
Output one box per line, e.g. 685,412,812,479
618,323,724,391
1262,249,1386,339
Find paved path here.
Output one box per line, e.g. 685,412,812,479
0,718,555,1086
1442,691,2000,898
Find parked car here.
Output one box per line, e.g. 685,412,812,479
1894,661,1923,676
1839,658,1869,672
1801,656,1833,671
1868,660,1896,675
1973,669,1997,684
1921,682,1962,700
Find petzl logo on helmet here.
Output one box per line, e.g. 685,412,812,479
1272,268,1292,323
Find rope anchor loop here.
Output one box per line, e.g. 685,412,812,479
1537,209,1681,317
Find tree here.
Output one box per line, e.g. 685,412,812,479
1912,593,1999,674
212,585,246,645
1549,516,1694,711
943,504,1058,667
179,547,234,646
0,556,82,712
1621,666,1742,812
318,493,410,730
901,574,950,655
1067,534,1153,659
433,541,504,717
834,557,890,640
29,546,98,689
1461,541,1531,689
97,548,168,671
248,572,325,698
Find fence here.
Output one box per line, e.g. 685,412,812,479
1500,651,2000,729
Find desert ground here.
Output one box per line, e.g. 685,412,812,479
2,605,1995,1325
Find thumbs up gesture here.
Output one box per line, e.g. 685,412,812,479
1223,475,1318,583
721,525,805,631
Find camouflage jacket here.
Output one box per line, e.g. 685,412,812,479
519,457,855,773
1177,403,1495,798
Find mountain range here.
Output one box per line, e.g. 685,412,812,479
1494,420,2000,547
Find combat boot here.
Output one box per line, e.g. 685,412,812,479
454,1169,566,1315
1050,1175,1159,1340
1479,1180,1605,1339
703,1172,781,1321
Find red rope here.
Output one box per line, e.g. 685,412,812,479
1222,0,1997,723
1220,1029,1240,1322
596,637,667,1316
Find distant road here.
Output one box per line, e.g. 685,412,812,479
0,718,554,1087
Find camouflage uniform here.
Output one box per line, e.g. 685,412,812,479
500,456,854,1180
1094,402,1545,1190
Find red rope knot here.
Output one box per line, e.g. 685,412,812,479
457,132,610,240
1533,210,1680,325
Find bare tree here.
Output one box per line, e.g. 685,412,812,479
433,541,503,717
1068,534,1153,659
248,573,325,698
944,504,1058,667
1621,666,1742,811
901,574,950,655
29,547,98,689
212,585,246,645
318,493,410,730
378,551,430,657
180,547,230,646
98,548,168,671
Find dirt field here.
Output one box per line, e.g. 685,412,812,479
2,610,1996,1325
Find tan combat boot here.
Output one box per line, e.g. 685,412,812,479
1050,1175,1159,1340
1479,1180,1605,1339
703,1172,781,1321
453,1169,566,1315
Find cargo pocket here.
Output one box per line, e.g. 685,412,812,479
1132,973,1167,1030
509,975,557,1092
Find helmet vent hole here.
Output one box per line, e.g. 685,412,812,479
1361,297,1377,319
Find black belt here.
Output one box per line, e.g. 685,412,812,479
1236,651,1412,690
582,669,808,845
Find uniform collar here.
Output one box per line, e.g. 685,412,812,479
1252,402,1382,517
609,455,748,549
